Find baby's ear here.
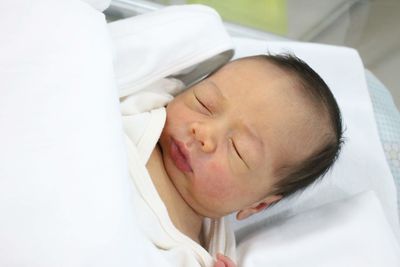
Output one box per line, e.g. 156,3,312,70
235,195,283,221
236,202,268,220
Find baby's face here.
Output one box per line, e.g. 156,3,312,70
159,59,322,219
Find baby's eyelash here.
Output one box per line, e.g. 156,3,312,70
193,91,212,114
230,138,250,169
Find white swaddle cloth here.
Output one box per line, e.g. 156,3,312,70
120,78,236,267
110,5,237,267
108,4,234,98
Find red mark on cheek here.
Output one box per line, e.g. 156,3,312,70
196,160,234,199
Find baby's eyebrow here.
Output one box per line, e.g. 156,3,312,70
207,80,227,101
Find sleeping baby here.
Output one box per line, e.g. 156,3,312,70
121,54,344,267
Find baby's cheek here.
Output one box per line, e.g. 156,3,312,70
196,160,234,199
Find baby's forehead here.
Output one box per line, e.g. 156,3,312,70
209,59,299,98
211,58,295,89
218,57,285,74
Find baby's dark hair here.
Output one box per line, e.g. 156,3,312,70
247,53,344,200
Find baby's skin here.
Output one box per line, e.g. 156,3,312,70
159,57,326,218
148,56,330,265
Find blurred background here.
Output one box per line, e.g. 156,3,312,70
105,0,400,109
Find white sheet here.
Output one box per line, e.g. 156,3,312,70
237,191,400,267
229,37,400,243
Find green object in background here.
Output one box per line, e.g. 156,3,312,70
187,0,287,35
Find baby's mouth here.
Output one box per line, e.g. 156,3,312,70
170,138,193,173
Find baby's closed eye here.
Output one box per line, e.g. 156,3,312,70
229,138,250,170
193,90,212,115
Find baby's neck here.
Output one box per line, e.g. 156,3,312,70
146,143,205,247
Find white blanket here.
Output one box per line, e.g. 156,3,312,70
0,0,173,266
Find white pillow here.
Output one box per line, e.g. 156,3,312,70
229,38,400,244
0,0,170,266
237,191,400,267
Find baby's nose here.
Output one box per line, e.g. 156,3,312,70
190,122,217,153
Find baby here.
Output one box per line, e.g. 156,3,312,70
142,54,343,267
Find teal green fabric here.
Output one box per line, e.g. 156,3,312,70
366,69,400,216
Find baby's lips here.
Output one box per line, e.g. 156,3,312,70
171,138,193,173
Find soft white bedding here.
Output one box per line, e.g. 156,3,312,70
237,191,400,267
215,37,400,266
1,0,399,266
111,12,400,265
0,0,171,266
108,4,233,98
229,38,400,243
